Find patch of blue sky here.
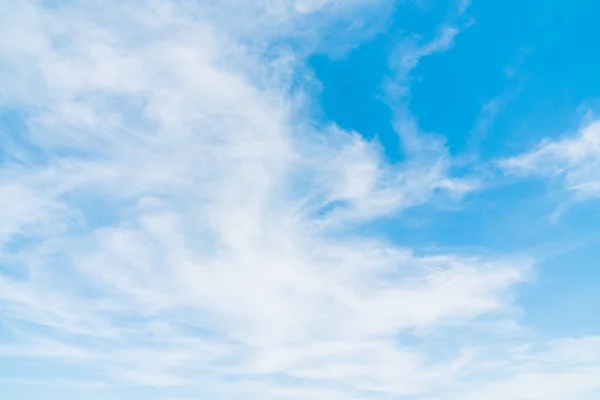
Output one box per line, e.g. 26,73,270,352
410,0,600,157
310,0,600,340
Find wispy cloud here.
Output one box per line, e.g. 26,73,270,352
387,25,461,103
501,119,600,199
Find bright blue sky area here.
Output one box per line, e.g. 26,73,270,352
310,0,600,338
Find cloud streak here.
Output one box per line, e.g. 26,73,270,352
501,120,600,199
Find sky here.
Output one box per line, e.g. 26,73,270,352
0,0,599,399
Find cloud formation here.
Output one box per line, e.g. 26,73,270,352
0,1,599,399
501,120,600,199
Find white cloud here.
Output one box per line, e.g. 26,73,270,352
449,337,600,400
0,1,598,399
501,120,600,199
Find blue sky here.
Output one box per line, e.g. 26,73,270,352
1,0,600,399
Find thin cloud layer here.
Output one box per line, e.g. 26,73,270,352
502,120,600,199
0,1,599,399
